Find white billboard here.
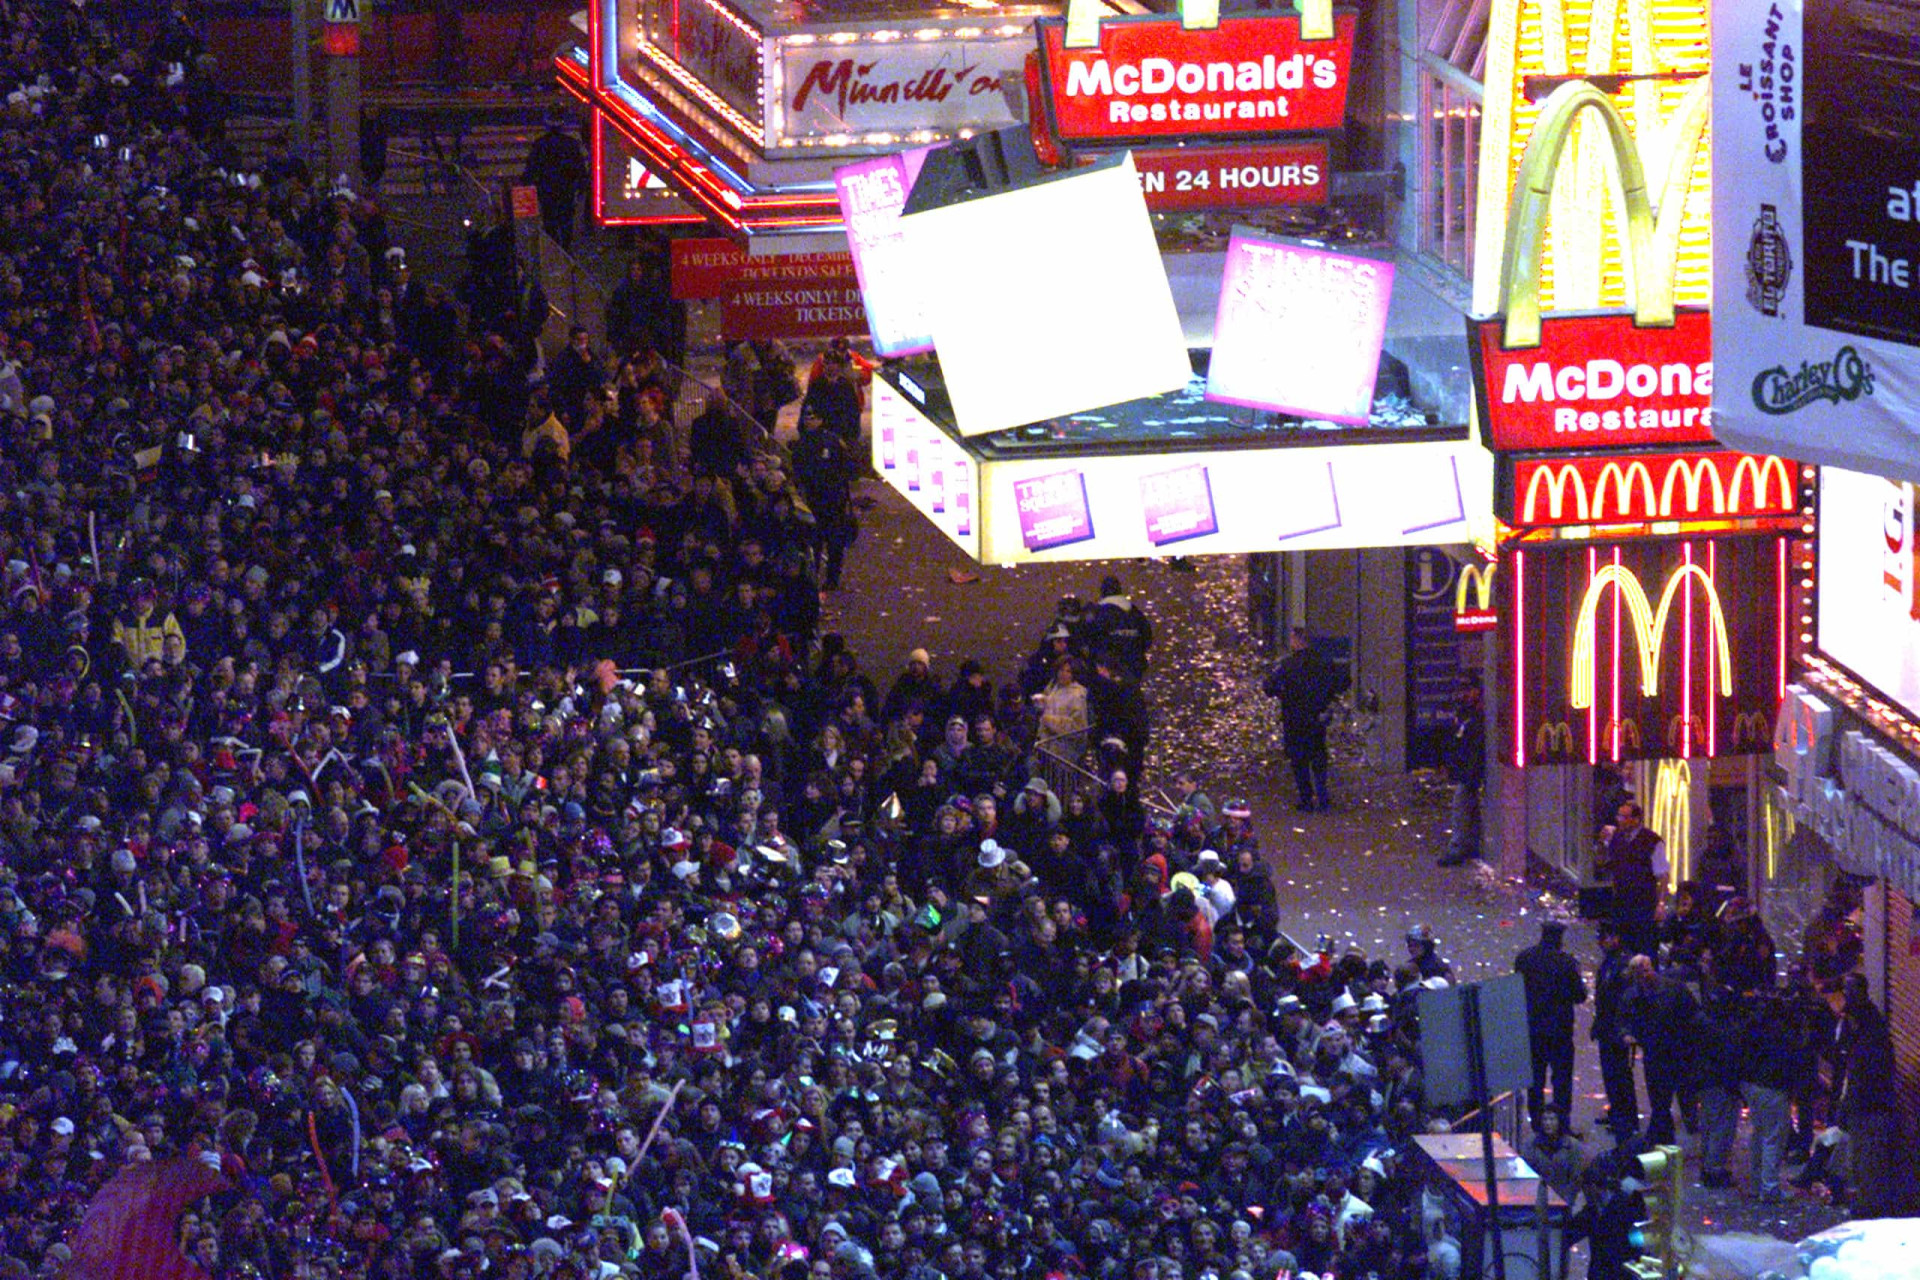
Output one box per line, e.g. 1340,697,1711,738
1819,466,1920,720
1712,0,1920,480
899,155,1191,437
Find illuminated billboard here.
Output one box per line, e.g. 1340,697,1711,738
1132,141,1329,212
1500,450,1800,528
873,378,980,562
1501,536,1788,766
835,149,935,357
871,367,1491,566
1034,10,1356,146
1712,0,1920,479
1817,466,1920,722
769,31,1028,147
898,152,1190,438
1206,230,1394,425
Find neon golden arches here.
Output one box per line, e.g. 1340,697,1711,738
1571,564,1658,710
1568,562,1735,711
1498,82,1670,349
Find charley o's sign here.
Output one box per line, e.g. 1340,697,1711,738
1036,11,1355,144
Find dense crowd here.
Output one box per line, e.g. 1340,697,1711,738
0,7,1480,1280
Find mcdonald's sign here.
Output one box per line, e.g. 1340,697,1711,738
1502,535,1788,766
1468,64,1719,453
1502,451,1801,528
1455,562,1498,632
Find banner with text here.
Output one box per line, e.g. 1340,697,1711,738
1133,141,1329,212
1471,310,1717,452
1035,11,1355,146
835,149,935,356
770,34,1027,144
1712,0,1920,479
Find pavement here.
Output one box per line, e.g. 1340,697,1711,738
822,468,1850,1272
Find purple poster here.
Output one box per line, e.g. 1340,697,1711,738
1014,471,1095,552
1140,464,1218,546
1206,229,1394,425
834,149,935,357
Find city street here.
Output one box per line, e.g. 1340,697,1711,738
826,473,1849,1259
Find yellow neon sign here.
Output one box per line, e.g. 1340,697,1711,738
1651,758,1691,893
1471,0,1712,321
1568,562,1733,710
1456,562,1499,614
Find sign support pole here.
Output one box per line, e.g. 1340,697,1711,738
1465,984,1508,1280
292,0,313,160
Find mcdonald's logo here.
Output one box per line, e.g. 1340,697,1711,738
1733,710,1773,749
1467,55,1718,453
1668,712,1708,754
1594,461,1657,521
1534,722,1577,757
1569,563,1733,710
1507,452,1800,528
1455,562,1499,632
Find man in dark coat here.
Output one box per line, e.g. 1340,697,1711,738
1591,921,1639,1142
1599,800,1666,958
1438,681,1486,866
1262,627,1348,812
521,121,589,249
1620,954,1697,1145
1833,974,1902,1216
792,410,857,591
1083,575,1154,682
1515,918,1587,1134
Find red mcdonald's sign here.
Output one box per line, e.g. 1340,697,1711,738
1504,451,1800,528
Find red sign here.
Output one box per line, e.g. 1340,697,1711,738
1504,451,1800,528
1133,141,1328,211
1037,12,1356,145
669,239,859,301
721,254,868,341
1469,309,1716,452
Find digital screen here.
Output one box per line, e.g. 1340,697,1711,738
1207,230,1393,424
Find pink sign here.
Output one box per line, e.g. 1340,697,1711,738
834,149,935,357
1013,471,1095,552
1140,464,1218,546
1206,230,1394,425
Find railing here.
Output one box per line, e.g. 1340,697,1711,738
1416,52,1483,281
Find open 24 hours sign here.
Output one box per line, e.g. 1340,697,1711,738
1035,10,1356,145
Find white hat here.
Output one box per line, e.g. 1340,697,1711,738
1330,991,1358,1016
977,839,1006,869
50,1116,74,1136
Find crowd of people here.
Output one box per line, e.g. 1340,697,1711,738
0,7,1494,1280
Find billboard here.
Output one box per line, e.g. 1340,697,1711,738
1817,466,1920,722
835,149,935,357
1206,230,1394,424
873,378,980,561
869,369,1494,565
1501,451,1801,528
1470,311,1716,452
1501,536,1788,766
898,153,1190,437
1712,0,1920,479
1034,11,1356,145
769,33,1027,145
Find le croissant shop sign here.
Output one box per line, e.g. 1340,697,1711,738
1471,80,1718,452
1036,10,1356,144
